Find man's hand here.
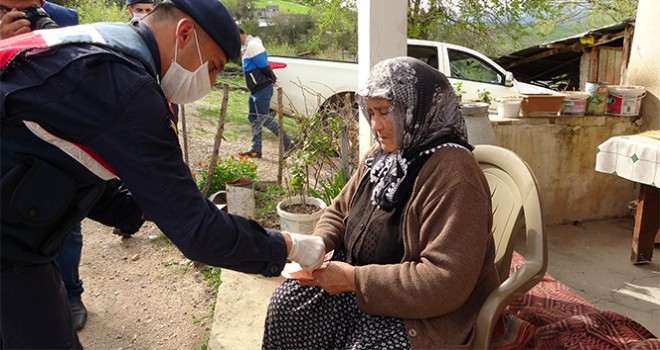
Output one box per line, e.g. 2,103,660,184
284,232,325,272
0,9,31,39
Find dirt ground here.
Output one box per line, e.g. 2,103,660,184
77,98,283,349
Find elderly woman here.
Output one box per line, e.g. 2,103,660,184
263,56,499,349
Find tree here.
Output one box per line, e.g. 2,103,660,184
223,0,254,21
292,0,637,58
299,0,358,57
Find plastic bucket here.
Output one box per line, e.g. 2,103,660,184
562,92,589,116
607,85,646,116
585,82,608,115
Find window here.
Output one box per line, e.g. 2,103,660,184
448,49,503,85
407,45,439,69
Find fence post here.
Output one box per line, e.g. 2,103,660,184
202,83,229,197
277,86,284,186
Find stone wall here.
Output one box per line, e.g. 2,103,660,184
492,115,642,225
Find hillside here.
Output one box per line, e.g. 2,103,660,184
253,0,309,14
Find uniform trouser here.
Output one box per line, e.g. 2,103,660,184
248,85,291,153
55,223,84,302
0,262,82,349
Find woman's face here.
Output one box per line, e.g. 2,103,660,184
366,97,398,153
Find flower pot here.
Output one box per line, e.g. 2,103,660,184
460,102,496,145
496,97,522,118
276,196,327,234
520,93,566,117
225,179,255,219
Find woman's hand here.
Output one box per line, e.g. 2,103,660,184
299,261,356,295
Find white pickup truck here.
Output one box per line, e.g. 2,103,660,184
268,39,555,116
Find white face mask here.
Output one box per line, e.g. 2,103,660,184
160,29,211,105
131,12,146,22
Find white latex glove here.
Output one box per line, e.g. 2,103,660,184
287,233,325,272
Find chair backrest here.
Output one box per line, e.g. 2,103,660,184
470,145,548,349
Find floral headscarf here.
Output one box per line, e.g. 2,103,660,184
356,56,472,209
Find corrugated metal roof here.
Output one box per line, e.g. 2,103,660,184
495,17,635,89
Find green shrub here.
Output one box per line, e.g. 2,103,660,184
76,0,127,24
193,154,258,195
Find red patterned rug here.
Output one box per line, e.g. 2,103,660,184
490,252,660,349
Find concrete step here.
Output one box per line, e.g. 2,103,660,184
208,270,283,350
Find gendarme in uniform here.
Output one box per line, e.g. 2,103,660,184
0,0,287,348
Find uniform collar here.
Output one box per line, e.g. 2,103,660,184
131,21,161,79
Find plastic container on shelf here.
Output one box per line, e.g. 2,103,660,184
562,92,589,116
606,85,646,117
585,82,608,115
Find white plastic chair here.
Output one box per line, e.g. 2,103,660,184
470,145,548,349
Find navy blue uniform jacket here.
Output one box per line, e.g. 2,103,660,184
0,23,287,276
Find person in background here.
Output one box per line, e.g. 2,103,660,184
0,0,324,348
238,27,291,159
126,0,154,24
262,56,499,349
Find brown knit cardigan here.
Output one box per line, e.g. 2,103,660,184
314,145,500,349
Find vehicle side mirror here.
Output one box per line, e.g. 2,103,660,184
505,72,514,87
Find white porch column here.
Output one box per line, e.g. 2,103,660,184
626,0,660,130
357,0,407,158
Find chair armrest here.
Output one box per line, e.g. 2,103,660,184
471,228,546,349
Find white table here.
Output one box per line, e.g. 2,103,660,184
596,134,660,264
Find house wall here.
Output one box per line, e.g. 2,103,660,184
491,115,641,225
626,0,660,130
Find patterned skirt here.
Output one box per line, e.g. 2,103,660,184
262,275,410,350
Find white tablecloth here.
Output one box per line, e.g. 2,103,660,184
595,135,660,188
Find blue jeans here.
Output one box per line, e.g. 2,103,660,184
248,85,291,153
55,223,83,302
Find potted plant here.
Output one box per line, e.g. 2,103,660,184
193,154,258,218
475,88,498,114
452,81,465,103
276,111,348,234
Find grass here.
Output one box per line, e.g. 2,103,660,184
253,0,309,14
193,74,300,146
197,265,223,350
